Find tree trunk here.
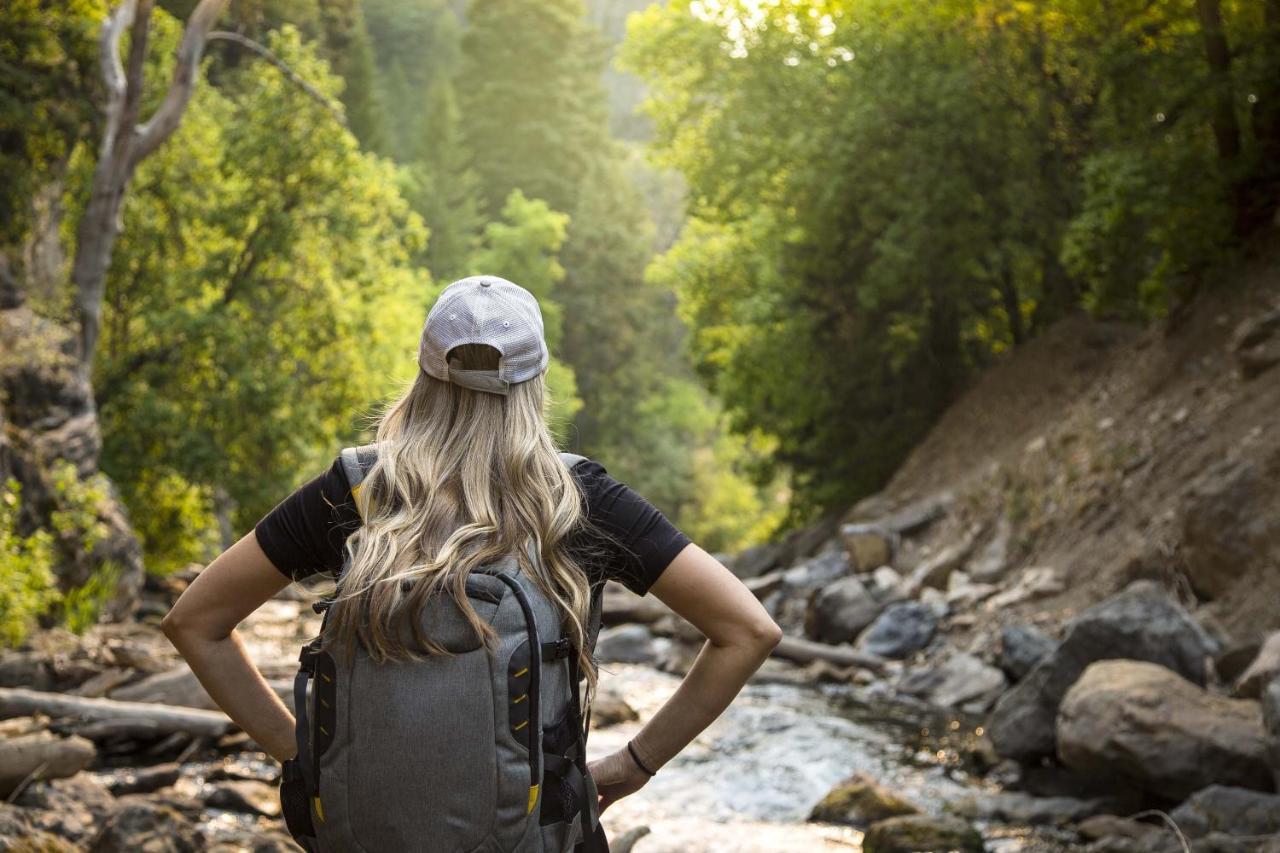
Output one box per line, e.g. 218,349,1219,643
0,687,234,738
72,0,232,378
1195,0,1250,234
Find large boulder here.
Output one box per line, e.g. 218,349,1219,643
862,814,984,853
806,576,884,644
1057,660,1271,799
986,581,1217,762
858,602,938,660
1168,785,1280,839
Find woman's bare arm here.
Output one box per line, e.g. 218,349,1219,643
161,530,299,763
588,542,782,810
631,542,782,766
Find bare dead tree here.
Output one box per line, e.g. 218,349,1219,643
71,0,232,379
69,2,349,380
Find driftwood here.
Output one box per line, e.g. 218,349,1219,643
772,636,886,674
0,731,97,797
0,688,233,738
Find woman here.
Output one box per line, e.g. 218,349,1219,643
161,275,783,849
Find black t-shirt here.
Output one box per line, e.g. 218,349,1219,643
253,454,691,597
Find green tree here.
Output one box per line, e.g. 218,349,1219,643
459,0,611,216
464,190,582,434
93,26,430,555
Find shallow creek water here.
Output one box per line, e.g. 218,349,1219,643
588,663,1072,852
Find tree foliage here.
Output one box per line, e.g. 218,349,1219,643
624,0,1279,513
93,24,429,554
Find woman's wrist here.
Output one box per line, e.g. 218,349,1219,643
626,739,657,776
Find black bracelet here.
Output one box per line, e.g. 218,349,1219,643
626,740,657,776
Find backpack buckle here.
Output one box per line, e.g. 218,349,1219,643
541,637,572,661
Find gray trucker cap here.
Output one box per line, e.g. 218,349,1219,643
417,275,550,395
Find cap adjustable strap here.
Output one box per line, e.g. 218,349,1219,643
447,364,511,395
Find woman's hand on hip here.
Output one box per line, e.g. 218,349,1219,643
587,747,651,814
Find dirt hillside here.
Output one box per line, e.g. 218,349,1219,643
876,255,1280,646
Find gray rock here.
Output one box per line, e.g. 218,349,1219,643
898,653,1006,711
998,624,1056,682
861,814,984,853
858,603,937,660
783,550,851,590
1057,661,1271,799
806,575,884,644
1169,785,1280,838
594,624,658,664
986,581,1218,762
1235,632,1280,698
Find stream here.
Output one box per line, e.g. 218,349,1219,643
587,663,1074,852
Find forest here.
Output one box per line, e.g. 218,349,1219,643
4,2,1280,851
2,0,1278,675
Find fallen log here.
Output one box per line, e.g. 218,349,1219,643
0,687,233,738
772,635,886,674
602,582,672,625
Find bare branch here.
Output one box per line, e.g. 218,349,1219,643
207,31,348,126
131,0,231,166
97,0,137,161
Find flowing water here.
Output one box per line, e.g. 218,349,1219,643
587,663,1074,852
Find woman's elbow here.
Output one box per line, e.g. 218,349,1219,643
741,615,784,655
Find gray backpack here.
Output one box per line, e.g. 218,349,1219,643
280,446,608,853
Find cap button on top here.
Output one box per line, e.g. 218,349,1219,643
480,280,492,288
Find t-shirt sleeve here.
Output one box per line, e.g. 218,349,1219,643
568,459,692,597
253,455,361,582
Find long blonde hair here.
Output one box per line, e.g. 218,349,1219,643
324,343,597,696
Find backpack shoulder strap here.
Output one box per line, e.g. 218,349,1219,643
339,443,379,519
558,451,588,469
